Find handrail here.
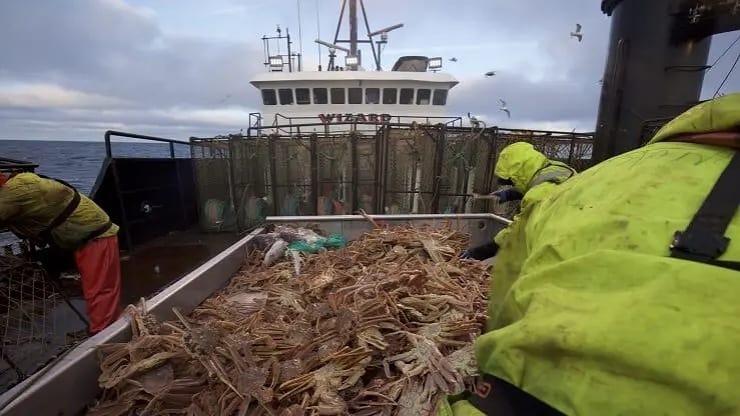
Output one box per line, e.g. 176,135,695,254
104,130,193,158
0,157,38,172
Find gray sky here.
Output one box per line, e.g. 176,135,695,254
1,0,739,141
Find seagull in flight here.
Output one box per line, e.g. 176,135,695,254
449,57,458,62
468,112,485,128
570,23,583,42
485,70,497,77
499,99,511,118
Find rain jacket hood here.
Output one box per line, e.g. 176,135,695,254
650,93,740,144
493,142,549,193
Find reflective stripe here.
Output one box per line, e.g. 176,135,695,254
528,167,575,188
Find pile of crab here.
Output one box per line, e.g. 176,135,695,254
89,225,490,416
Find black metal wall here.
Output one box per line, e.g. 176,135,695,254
91,158,198,252
594,0,712,162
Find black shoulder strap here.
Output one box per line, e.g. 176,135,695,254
468,374,564,416
37,175,82,244
670,151,740,271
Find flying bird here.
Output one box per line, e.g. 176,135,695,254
218,94,232,104
467,112,484,128
485,70,497,77
570,23,583,42
499,100,511,118
449,57,458,62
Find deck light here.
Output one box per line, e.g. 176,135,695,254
428,57,443,70
345,55,359,67
269,56,284,70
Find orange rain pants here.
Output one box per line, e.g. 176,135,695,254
74,236,121,334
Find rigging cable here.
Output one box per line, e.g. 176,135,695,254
712,50,740,98
708,33,740,71
297,0,304,67
316,0,322,69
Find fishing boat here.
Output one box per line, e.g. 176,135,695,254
0,1,621,412
250,0,459,133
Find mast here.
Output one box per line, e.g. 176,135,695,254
315,0,402,71
349,0,358,58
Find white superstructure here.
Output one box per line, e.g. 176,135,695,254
250,1,459,131
252,70,458,128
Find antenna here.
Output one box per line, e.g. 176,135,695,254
318,0,403,71
316,0,322,70
368,23,404,37
297,0,304,60
314,39,350,53
368,21,403,71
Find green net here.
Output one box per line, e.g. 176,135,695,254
288,234,346,253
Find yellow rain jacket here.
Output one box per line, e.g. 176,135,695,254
489,142,576,324
439,143,574,416
0,173,118,250
441,95,740,416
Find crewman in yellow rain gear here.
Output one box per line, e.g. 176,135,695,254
440,94,740,415
460,142,576,261
0,172,121,334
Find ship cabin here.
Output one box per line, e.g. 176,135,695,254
251,56,459,131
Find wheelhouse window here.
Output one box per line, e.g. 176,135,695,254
399,88,414,105
278,88,294,105
382,88,397,104
296,88,311,105
365,88,380,104
416,89,431,105
348,88,362,104
331,88,345,104
262,89,277,105
432,89,448,106
313,88,328,104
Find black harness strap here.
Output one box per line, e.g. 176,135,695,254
37,180,81,244
468,374,564,416
670,151,740,271
78,220,113,248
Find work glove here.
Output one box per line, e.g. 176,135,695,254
492,188,524,204
459,241,500,261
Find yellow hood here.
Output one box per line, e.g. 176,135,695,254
650,92,740,144
494,142,549,193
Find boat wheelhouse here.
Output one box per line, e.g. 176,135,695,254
252,69,458,129
250,0,459,131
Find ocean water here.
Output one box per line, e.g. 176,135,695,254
0,139,192,247
0,139,191,194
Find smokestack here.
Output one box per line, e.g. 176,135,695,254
594,0,712,162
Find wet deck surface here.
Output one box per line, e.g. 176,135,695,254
119,230,240,305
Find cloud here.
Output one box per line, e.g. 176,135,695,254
1,0,739,142
0,83,129,109
0,0,263,140
209,5,250,16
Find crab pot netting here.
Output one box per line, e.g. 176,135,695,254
437,130,496,214
315,135,352,215
190,139,234,232
272,137,313,216
567,139,595,172
230,137,272,229
354,135,378,214
0,256,86,394
382,129,437,214
187,127,594,225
